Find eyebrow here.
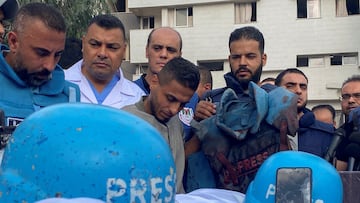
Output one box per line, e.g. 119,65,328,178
153,44,178,50
285,82,307,86
90,38,122,45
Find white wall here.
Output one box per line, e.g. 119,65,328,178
127,0,360,120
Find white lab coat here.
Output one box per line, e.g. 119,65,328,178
65,60,144,109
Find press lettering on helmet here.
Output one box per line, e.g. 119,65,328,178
0,103,177,203
106,171,176,203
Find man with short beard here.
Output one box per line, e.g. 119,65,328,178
275,68,334,157
0,2,80,127
186,27,298,193
193,26,266,120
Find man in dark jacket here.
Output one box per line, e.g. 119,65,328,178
275,68,334,157
335,75,360,171
187,26,298,193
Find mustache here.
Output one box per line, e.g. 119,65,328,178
15,68,51,81
93,59,110,65
32,69,51,77
234,66,251,75
27,69,52,86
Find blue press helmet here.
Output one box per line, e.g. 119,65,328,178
0,103,176,203
244,151,343,203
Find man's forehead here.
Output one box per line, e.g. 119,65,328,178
152,28,179,38
313,108,332,115
85,32,124,45
230,39,260,50
150,30,180,46
282,73,307,84
342,81,360,92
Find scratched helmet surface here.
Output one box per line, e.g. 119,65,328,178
244,151,343,203
0,103,176,203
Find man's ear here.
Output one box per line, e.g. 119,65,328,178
204,83,212,91
81,34,86,52
149,74,159,90
262,53,267,67
145,45,149,59
7,32,18,51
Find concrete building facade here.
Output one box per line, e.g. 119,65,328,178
114,0,360,124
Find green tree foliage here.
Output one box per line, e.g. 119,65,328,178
18,0,111,38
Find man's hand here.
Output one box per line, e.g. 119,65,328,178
184,135,201,158
335,159,348,171
193,100,216,121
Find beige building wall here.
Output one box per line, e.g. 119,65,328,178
118,0,360,125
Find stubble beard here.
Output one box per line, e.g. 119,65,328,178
13,54,51,87
233,63,263,90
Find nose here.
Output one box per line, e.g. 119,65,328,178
239,56,247,65
169,102,181,116
348,95,356,103
159,48,168,58
294,85,303,95
43,56,57,72
97,45,107,59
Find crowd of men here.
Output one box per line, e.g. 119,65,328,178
0,1,358,202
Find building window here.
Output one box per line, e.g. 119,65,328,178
141,17,154,29
198,61,224,71
343,55,358,65
235,2,257,24
297,56,324,67
331,55,342,65
297,53,358,67
309,57,325,67
175,7,193,27
331,53,358,65
116,0,126,12
297,0,320,18
297,56,309,67
336,0,360,16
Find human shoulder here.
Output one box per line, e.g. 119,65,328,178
169,114,183,127
118,70,146,96
201,87,228,102
122,98,150,119
63,80,81,102
64,59,83,81
133,74,146,86
122,103,140,114
133,74,149,95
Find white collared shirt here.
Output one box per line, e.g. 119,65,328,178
65,60,144,108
